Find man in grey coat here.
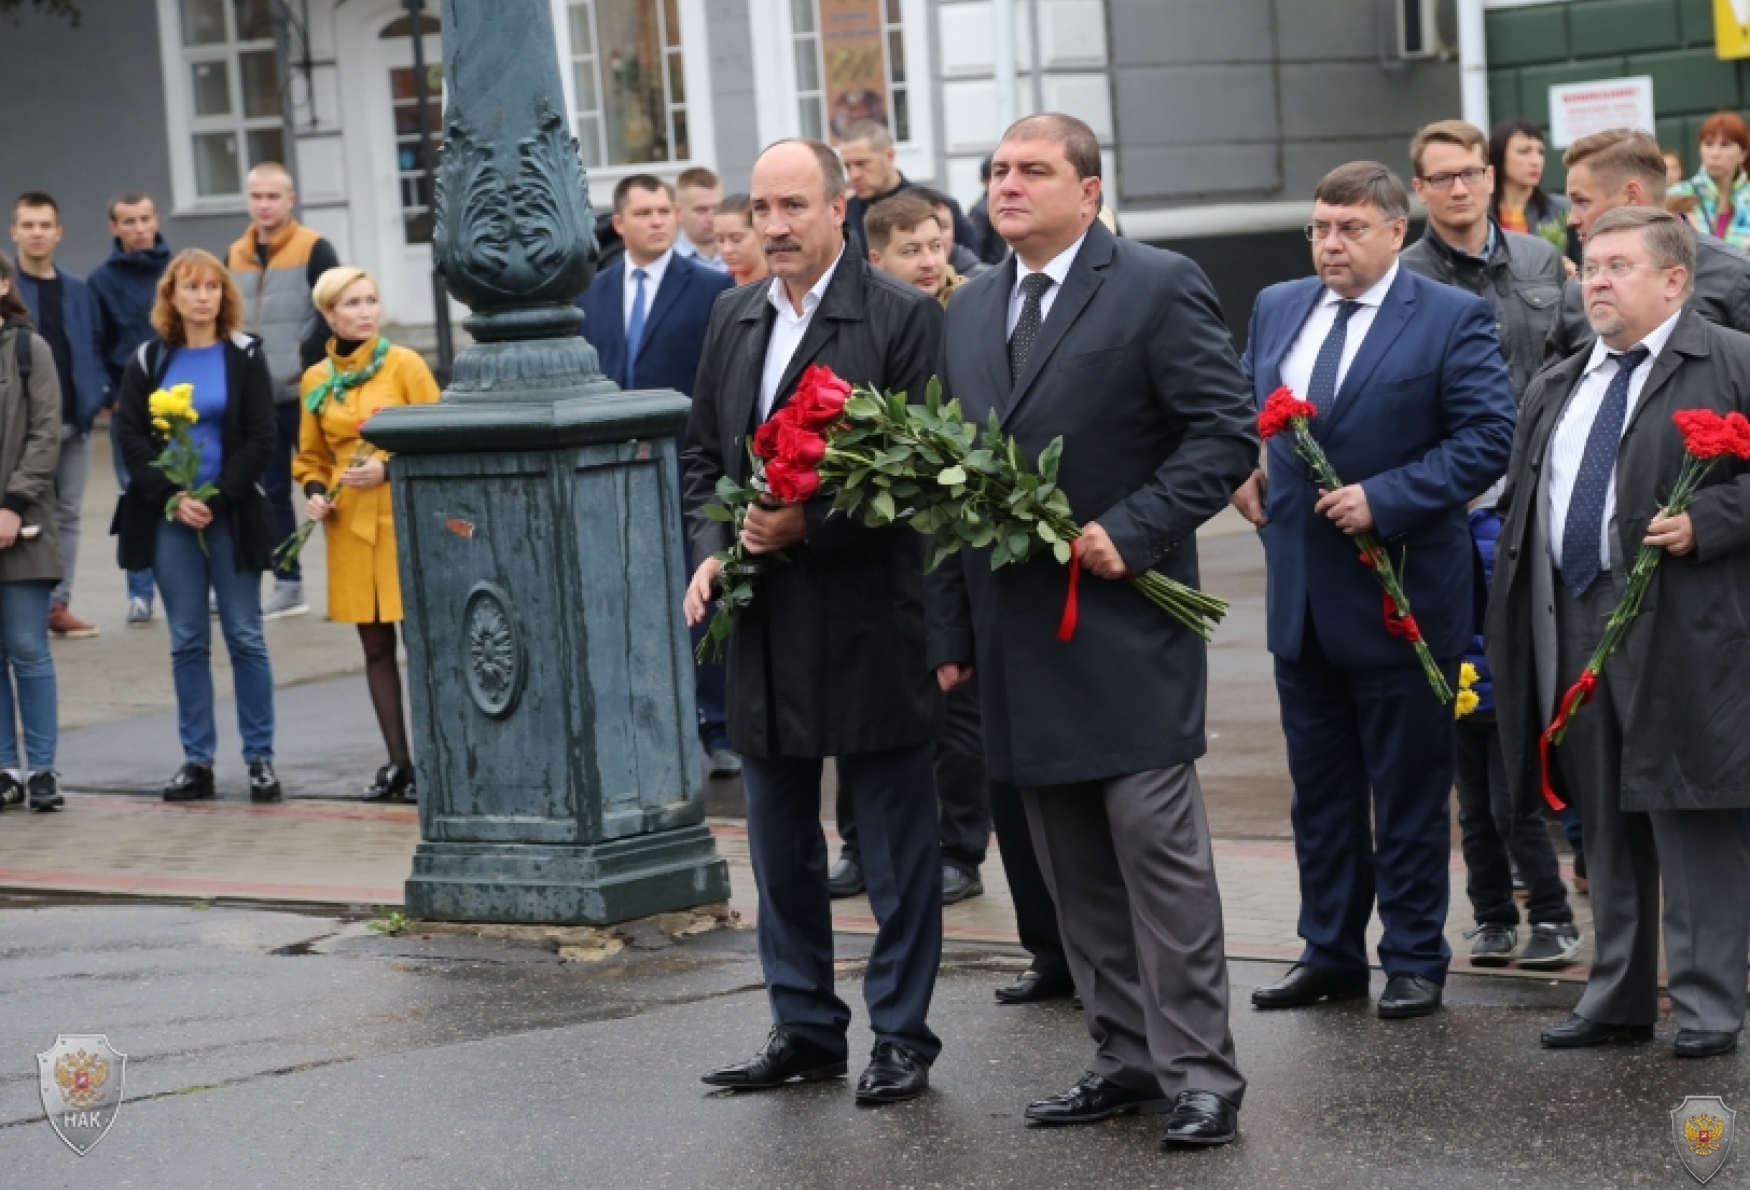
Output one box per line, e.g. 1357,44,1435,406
930,114,1257,1147
1490,206,1750,1059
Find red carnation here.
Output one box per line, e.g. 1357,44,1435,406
765,456,821,503
1259,385,1318,441
1725,410,1750,459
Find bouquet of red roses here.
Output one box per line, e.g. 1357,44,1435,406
1538,406,1750,804
1259,385,1453,703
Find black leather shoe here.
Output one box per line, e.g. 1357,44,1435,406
855,1040,930,1103
26,770,63,812
163,763,215,802
827,852,865,898
1025,1072,1170,1124
942,865,984,905
1377,973,1442,1019
1540,1013,1654,1048
361,763,413,803
995,969,1075,1004
1251,963,1369,1009
1161,1090,1239,1147
0,771,23,810
701,1027,847,1089
248,760,282,803
1675,1029,1740,1059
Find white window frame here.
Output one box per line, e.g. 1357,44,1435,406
554,0,719,197
748,0,936,182
156,0,287,214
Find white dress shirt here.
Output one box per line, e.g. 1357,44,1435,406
759,247,845,420
1005,232,1088,337
1545,307,1682,566
1277,261,1400,407
622,249,673,332
675,233,730,274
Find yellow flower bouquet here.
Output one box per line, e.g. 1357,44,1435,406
1454,662,1480,719
148,383,219,550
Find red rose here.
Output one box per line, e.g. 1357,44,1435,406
777,419,828,467
765,456,821,503
1259,385,1318,440
752,416,786,461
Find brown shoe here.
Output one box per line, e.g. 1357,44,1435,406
48,605,99,638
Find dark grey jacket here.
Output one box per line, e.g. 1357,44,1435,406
683,250,944,760
0,325,64,584
1400,224,1563,400
1490,309,1750,813
927,220,1258,786
1544,229,1750,362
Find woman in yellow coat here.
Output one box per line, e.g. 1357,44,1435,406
294,267,438,801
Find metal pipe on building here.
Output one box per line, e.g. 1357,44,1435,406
994,0,1017,131
1457,0,1489,131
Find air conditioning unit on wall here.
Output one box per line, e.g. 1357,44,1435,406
1397,0,1456,60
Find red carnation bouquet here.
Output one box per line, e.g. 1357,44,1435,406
1259,386,1453,702
1539,406,1750,805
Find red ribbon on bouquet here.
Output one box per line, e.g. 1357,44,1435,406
1537,671,1596,813
1057,539,1081,642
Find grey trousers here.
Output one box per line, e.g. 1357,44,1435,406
1555,580,1750,1032
51,426,89,608
1023,763,1246,1105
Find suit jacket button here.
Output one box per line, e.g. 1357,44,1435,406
1508,546,1519,559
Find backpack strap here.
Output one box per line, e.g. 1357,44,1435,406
3,321,29,384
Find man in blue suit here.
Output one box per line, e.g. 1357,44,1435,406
578,174,736,775
1232,162,1516,1019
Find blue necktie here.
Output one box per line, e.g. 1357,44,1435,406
1305,299,1362,418
1560,346,1650,598
625,268,649,389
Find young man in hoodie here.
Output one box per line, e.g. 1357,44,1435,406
227,163,338,620
88,191,170,625
11,192,106,639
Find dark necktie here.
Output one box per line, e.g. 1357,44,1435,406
1559,346,1650,598
625,268,649,388
1009,273,1055,384
1305,299,1362,417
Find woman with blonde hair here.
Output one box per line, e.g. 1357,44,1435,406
294,266,439,802
114,248,280,802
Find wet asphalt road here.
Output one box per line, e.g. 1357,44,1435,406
2,900,1744,1189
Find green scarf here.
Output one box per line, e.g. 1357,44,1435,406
305,336,391,416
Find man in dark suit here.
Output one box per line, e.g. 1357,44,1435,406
931,113,1258,1147
839,119,977,257
1545,129,1750,362
682,138,945,1103
1232,162,1516,1020
578,175,736,776
1492,207,1750,1058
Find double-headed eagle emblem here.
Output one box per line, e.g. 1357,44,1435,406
53,1048,110,1111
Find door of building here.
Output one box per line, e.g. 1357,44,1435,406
369,16,451,329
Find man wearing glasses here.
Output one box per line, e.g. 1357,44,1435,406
1231,162,1517,1021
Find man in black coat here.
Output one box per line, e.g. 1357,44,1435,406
930,114,1258,1147
682,138,945,1103
1491,207,1750,1058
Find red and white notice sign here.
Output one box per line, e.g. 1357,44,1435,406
1547,76,1655,149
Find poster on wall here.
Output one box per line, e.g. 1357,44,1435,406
1547,76,1655,149
1718,0,1750,59
819,0,889,141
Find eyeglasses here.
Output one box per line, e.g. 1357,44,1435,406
1419,167,1488,191
1579,259,1676,282
1303,221,1390,243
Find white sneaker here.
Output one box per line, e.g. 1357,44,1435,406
263,582,309,620
126,597,153,626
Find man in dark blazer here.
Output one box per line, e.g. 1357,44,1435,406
1492,207,1750,1058
1232,162,1516,1020
578,174,737,777
930,113,1258,1148
682,138,945,1103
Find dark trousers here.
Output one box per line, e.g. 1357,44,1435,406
1554,581,1750,1031
990,776,1067,981
262,400,302,583
838,681,991,874
1455,715,1572,926
1275,616,1457,983
688,621,729,752
742,743,942,1061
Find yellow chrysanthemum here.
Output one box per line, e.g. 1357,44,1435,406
148,384,198,423
152,417,171,432
1459,662,1478,689
1455,689,1480,718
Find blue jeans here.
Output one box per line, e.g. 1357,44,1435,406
110,415,155,603
155,517,275,765
0,580,56,770
263,401,302,583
